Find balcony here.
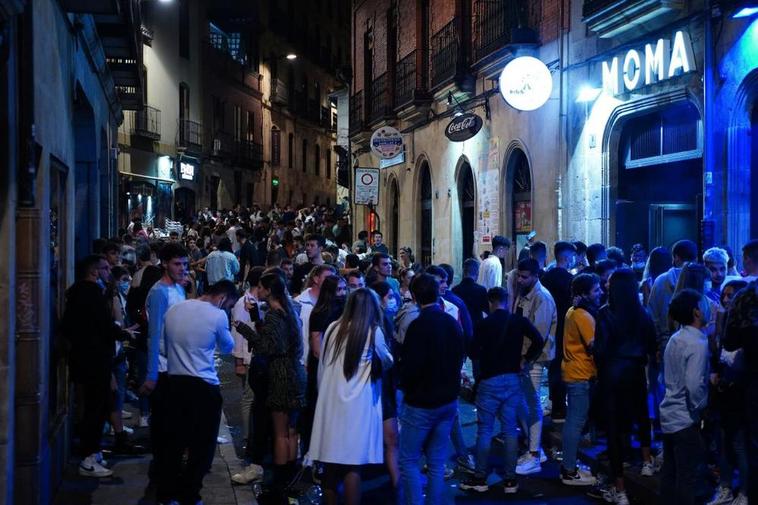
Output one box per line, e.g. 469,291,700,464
583,0,684,38
430,19,462,90
203,42,260,94
349,90,365,136
394,50,433,113
208,130,234,159
234,139,263,170
270,78,289,106
132,105,160,139
177,119,203,154
369,72,394,124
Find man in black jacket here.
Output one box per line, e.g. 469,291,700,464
62,255,123,478
452,258,489,326
399,273,465,504
459,287,544,494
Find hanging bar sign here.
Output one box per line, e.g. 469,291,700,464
445,113,483,142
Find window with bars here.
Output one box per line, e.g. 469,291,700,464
623,102,702,169
271,128,281,166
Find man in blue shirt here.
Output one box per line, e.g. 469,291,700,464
659,289,710,504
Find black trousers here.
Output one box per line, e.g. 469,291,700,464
747,380,758,504
164,375,223,505
151,373,172,501
76,377,110,458
246,362,272,464
660,424,704,505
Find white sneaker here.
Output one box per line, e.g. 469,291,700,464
79,455,113,478
515,455,541,475
517,449,547,466
231,463,264,484
121,410,133,420
731,492,748,505
561,467,597,486
707,486,734,505
138,415,150,428
640,460,657,476
601,487,629,505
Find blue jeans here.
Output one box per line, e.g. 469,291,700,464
399,401,457,505
474,374,523,480
562,381,591,471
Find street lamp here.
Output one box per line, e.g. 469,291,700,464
285,53,297,60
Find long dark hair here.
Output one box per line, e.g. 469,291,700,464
328,288,382,381
608,268,644,331
259,272,300,336
311,275,342,324
644,246,672,281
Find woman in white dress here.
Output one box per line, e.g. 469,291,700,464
308,287,393,505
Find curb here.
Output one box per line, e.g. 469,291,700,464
218,412,258,505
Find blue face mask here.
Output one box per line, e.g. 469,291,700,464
96,278,107,290
118,281,130,296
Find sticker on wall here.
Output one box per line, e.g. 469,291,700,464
499,56,553,111
370,126,404,159
445,113,484,142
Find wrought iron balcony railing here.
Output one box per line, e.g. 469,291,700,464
133,105,161,139
369,72,393,123
234,139,263,170
473,0,512,63
395,51,419,109
178,119,203,152
349,90,365,135
430,19,460,89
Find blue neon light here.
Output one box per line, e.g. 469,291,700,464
733,6,758,18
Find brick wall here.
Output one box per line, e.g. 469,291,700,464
429,0,456,36
397,0,416,59
541,0,563,44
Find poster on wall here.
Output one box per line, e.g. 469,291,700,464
514,201,532,233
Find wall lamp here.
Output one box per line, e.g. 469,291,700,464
733,5,758,18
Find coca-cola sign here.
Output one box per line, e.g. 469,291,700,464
444,113,483,142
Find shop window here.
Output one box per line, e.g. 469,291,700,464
272,128,281,166
623,102,702,169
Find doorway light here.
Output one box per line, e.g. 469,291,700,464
733,6,758,18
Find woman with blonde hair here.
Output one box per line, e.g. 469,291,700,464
308,288,393,505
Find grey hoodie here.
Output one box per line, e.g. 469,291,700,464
647,267,682,346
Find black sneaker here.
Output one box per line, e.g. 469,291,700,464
503,479,519,494
459,476,488,493
560,466,597,486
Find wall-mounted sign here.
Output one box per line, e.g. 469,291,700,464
499,56,553,111
354,167,380,205
602,30,695,96
379,150,405,169
445,113,483,142
179,162,195,181
370,126,403,159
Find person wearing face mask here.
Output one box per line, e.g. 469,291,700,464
630,244,647,281
161,280,237,505
659,289,711,505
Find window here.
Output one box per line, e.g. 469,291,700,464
326,148,331,179
212,95,224,132
233,106,242,141
179,0,189,59
271,128,281,166
302,139,308,173
246,110,255,142
179,83,190,120
288,133,295,167
315,144,320,176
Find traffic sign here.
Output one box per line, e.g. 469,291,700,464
355,168,380,205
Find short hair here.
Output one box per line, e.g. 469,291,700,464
136,244,152,262
235,228,248,240
311,264,337,279
345,254,360,269
263,266,287,284
492,235,511,249
410,273,439,305
743,239,758,264
346,270,364,281
206,279,239,300
586,243,607,265
595,259,618,276
111,266,129,280
168,230,179,238
370,280,391,299
572,240,588,255
554,241,577,258
487,287,509,306
246,266,266,287
439,264,454,285
425,265,447,282
102,241,120,255
529,241,547,260
572,273,600,298
371,230,383,237
672,239,698,262
517,258,540,275
358,230,368,240
606,246,626,266
217,237,233,253
462,258,480,277
722,279,748,293
668,288,704,326
75,254,106,281
158,243,188,263
305,234,326,248
280,258,293,268
703,247,729,266
371,252,391,267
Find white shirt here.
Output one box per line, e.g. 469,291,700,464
164,299,234,385
296,288,319,363
478,255,503,291
231,291,263,365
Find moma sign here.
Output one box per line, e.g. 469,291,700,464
602,30,696,95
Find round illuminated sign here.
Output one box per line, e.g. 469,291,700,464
445,113,483,142
499,56,553,111
370,126,403,159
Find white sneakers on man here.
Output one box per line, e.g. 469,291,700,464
601,487,630,505
516,455,542,475
78,454,113,478
231,463,264,484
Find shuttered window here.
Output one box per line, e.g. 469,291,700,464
623,102,701,169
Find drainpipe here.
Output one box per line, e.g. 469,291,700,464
702,0,715,249
556,0,570,242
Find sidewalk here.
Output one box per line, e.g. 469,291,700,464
55,410,256,505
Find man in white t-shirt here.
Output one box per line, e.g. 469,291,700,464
478,235,511,290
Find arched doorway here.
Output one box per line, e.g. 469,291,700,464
613,101,702,253
457,161,475,261
390,178,399,258
419,162,433,267
508,149,532,262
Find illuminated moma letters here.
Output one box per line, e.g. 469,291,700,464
602,31,695,95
